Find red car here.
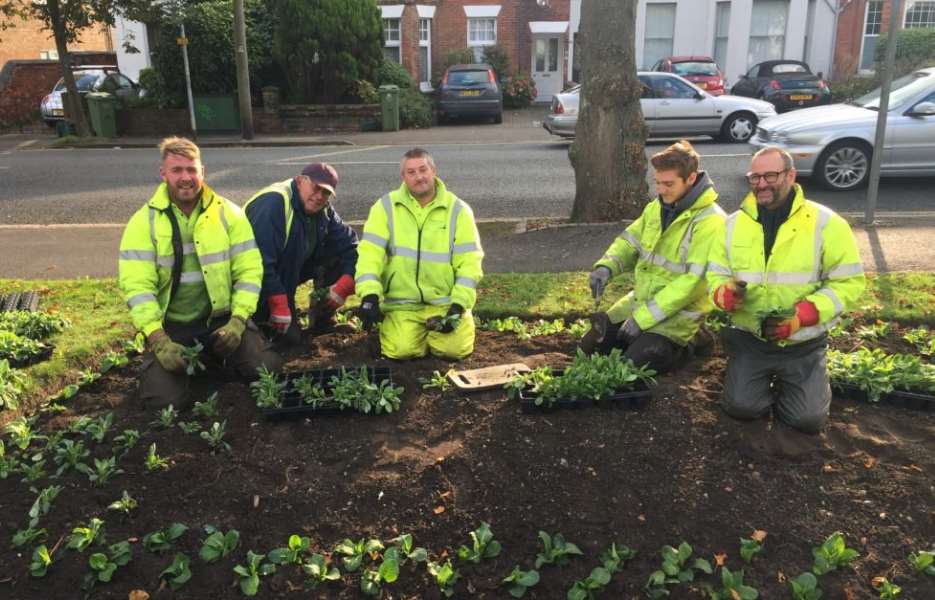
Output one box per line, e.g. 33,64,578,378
652,56,726,96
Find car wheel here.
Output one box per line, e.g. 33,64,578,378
815,141,871,191
720,112,757,143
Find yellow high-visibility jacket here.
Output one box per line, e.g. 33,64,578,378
707,184,865,343
118,182,262,336
596,180,726,346
355,178,483,311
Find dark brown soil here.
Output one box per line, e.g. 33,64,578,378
1,329,934,600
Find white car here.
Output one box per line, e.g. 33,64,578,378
40,66,143,126
751,67,935,191
543,72,777,143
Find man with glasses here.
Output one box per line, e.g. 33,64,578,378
245,163,359,344
582,140,726,373
707,147,865,434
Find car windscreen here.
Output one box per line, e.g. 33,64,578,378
855,71,933,111
771,64,809,74
447,70,489,86
53,73,101,92
672,62,719,76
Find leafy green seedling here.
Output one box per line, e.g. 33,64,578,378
233,550,276,597
330,367,404,414
251,367,285,409
0,439,17,479
107,490,138,517
29,544,53,577
457,521,502,563
302,553,341,588
645,542,712,598
5,416,39,450
536,531,584,568
160,553,192,590
123,334,146,355
199,528,240,563
427,313,462,332
200,421,231,453
361,546,401,597
90,541,131,584
268,534,311,565
85,413,113,443
28,484,62,527
600,543,636,572
789,572,822,600
705,567,758,600
292,374,327,407
76,368,101,387
811,532,859,575
567,566,612,600
193,392,220,418
740,531,766,563
388,533,428,563
77,456,123,487
181,342,206,376
13,526,47,548
144,443,169,471
18,458,46,483
68,517,106,552
427,559,460,598
334,537,384,572
51,383,80,403
420,370,452,392
153,405,178,429
908,549,935,575
112,429,140,456
177,421,202,434
502,566,540,598
143,522,188,553
99,351,129,373
53,439,89,476
872,577,901,599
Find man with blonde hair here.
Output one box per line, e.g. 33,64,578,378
707,146,864,433
582,140,725,373
118,137,282,409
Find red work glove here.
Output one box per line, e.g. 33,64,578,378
764,300,819,341
713,280,747,311
267,294,292,334
323,274,355,312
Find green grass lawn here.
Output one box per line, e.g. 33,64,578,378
2,272,934,409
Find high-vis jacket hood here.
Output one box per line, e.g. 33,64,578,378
596,174,726,346
118,182,262,336
355,178,483,311
706,184,865,344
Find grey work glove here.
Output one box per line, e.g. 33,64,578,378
589,266,612,300
616,318,642,345
148,329,186,374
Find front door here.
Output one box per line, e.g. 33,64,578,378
532,36,563,102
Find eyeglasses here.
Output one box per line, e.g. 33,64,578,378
746,170,787,185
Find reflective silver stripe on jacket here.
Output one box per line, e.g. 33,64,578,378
127,292,157,308
732,271,817,285
234,281,261,293
678,204,726,263
645,299,667,322
119,250,155,261
199,250,229,266
455,276,477,289
707,261,731,276
725,211,740,270
361,231,388,248
788,316,839,342
384,297,419,305
619,230,644,254
355,273,380,284
448,199,464,261
600,254,627,274
823,262,863,280
218,204,229,232
811,202,833,283
454,242,479,254
381,194,395,255
180,271,204,284
229,239,257,257
815,286,844,315
148,208,158,249
427,296,452,305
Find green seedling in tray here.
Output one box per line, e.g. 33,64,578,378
252,367,285,409
291,374,327,407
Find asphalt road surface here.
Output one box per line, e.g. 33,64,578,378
1,139,933,225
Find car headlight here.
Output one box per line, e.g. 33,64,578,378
768,131,789,143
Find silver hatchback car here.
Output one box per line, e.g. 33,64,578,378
543,72,777,143
751,67,935,191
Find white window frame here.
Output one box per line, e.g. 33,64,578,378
467,18,497,62
40,49,59,60
381,5,404,64
747,0,789,67
419,18,432,90
904,1,935,28
643,3,676,70
859,0,883,73
712,1,731,71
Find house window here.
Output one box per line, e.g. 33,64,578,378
643,3,676,70
419,18,432,86
748,0,788,66
860,1,883,70
713,1,731,71
383,18,401,63
40,50,59,60
803,0,816,64
905,1,935,28
468,18,496,61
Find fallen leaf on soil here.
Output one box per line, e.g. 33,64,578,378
439,549,448,559
776,571,786,583
730,591,742,600
864,456,877,469
822,464,835,472
751,530,768,542
637,514,646,522
714,553,727,566
844,587,857,600
439,491,451,500
252,495,259,508
433,506,445,514
871,577,886,587
129,592,150,600
128,537,139,543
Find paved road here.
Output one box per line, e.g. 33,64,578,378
1,138,934,225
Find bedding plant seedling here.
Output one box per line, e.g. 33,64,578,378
872,576,901,598
144,443,169,471
251,367,285,409
330,367,403,414
112,429,140,457
193,392,220,419
160,552,192,590
811,532,859,575
53,438,89,476
268,534,311,566
233,550,277,597
291,374,327,407
84,412,113,443
301,553,341,588
536,531,584,568
789,572,822,600
5,415,40,450
29,544,53,578
427,559,460,598
142,522,188,553
84,541,132,590
644,541,713,598
199,528,240,563
567,543,636,600
703,567,758,600
908,549,935,575
153,405,178,429
334,537,384,572
13,526,46,548
387,533,428,563
107,490,138,517
457,521,502,563
68,517,106,552
360,546,402,597
420,370,452,392
77,456,123,487
200,421,231,453
28,484,62,527
502,565,540,598
181,342,206,376
18,458,46,483
177,421,202,434
739,530,766,563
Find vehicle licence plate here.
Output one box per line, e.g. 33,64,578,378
51,109,64,116
790,94,813,101
697,82,707,89
460,90,481,97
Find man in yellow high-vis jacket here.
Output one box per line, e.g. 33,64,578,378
118,137,282,409
707,147,865,434
582,140,726,373
354,148,484,360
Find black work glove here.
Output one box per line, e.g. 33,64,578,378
356,295,383,332
427,304,464,334
615,318,642,346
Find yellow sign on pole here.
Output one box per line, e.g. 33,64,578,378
176,36,188,46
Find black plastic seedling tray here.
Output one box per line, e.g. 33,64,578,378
7,345,54,369
260,366,393,419
518,375,653,413
832,382,935,412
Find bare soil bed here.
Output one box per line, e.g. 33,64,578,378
2,328,934,599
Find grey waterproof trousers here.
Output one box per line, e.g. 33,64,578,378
139,317,283,410
719,327,831,434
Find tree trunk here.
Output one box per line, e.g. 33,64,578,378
47,0,92,137
568,0,648,222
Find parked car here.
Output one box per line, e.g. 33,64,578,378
40,66,143,126
730,60,831,112
652,56,726,96
543,72,776,143
751,67,935,191
437,63,503,124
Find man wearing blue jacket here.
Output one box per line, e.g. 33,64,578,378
244,163,358,344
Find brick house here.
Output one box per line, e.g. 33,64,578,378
833,0,935,77
377,0,572,101
0,18,113,70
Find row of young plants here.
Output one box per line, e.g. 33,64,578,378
828,347,935,402
251,366,404,414
0,310,71,410
478,316,589,341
